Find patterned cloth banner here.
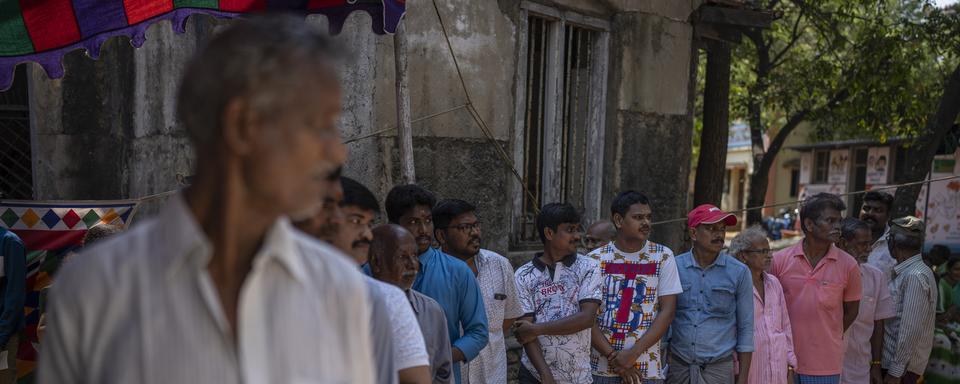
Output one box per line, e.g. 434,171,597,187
0,200,139,379
0,0,407,90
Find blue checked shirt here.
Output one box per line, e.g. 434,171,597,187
669,251,754,364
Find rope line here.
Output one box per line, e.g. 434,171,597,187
651,174,960,226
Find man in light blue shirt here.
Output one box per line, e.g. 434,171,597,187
384,185,489,384
668,204,754,384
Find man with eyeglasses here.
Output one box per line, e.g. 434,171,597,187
433,199,522,384
382,186,489,384
666,204,754,384
771,193,862,384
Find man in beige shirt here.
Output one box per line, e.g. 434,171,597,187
39,15,374,384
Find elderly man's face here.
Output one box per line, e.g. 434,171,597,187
244,76,346,218
838,227,873,263
374,229,420,290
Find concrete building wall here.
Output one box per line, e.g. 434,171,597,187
25,0,700,255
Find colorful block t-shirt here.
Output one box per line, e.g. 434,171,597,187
515,253,602,384
589,241,682,380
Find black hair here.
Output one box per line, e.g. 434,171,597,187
340,176,379,213
862,190,894,211
385,184,437,224
537,203,581,243
929,244,952,261
432,199,477,230
840,217,870,241
610,190,650,218
799,193,846,233
945,255,960,271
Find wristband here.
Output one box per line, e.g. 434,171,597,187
871,361,882,366
607,350,618,361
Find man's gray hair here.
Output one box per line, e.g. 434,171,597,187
177,14,341,147
728,225,768,256
890,231,923,252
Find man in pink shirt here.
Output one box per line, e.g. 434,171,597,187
772,193,862,384
837,218,895,384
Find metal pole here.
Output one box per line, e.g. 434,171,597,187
394,23,416,184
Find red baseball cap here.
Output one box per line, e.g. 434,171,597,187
687,204,738,229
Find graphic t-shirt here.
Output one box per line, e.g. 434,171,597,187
514,254,602,384
589,241,682,379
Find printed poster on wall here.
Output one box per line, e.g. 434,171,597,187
866,147,890,185
800,152,812,184
828,149,849,184
916,150,960,251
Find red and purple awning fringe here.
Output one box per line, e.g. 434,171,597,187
0,0,406,90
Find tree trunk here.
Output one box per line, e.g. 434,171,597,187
694,41,733,207
892,64,960,217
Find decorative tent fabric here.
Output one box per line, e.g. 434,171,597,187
0,200,138,379
0,0,407,90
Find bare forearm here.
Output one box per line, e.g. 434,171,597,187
843,301,860,332
523,340,553,379
503,318,517,333
592,324,615,356
628,300,675,355
737,352,753,384
398,366,431,384
452,347,465,363
871,319,885,361
535,311,594,336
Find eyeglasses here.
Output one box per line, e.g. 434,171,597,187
448,222,482,233
741,248,772,256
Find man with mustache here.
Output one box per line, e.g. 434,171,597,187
370,224,454,384
837,218,895,384
294,176,431,384
383,185,489,384
772,193,862,384
39,16,374,383
667,204,754,384
590,191,683,384
432,199,522,384
861,191,896,278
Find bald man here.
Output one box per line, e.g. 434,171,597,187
584,220,617,253
370,225,454,384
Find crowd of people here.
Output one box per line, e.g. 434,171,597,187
0,15,947,384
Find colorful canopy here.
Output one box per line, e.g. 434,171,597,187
0,0,406,90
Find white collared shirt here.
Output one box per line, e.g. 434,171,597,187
867,226,896,278
39,194,374,384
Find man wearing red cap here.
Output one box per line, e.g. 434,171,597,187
666,204,754,384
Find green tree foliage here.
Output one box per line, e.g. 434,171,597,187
725,0,960,223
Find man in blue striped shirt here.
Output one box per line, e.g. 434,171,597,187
384,185,489,384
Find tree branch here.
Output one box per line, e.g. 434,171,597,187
770,7,806,69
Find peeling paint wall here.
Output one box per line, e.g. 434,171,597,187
26,0,699,253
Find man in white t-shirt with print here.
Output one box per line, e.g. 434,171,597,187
514,203,603,384
590,191,683,384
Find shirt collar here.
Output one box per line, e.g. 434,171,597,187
531,252,577,271
681,249,728,269
164,193,307,283
893,254,924,276
788,241,841,261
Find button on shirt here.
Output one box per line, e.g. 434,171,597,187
463,249,523,384
515,254,602,384
671,251,754,364
412,247,489,384
38,194,375,384
882,254,936,378
841,263,895,384
771,242,862,376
